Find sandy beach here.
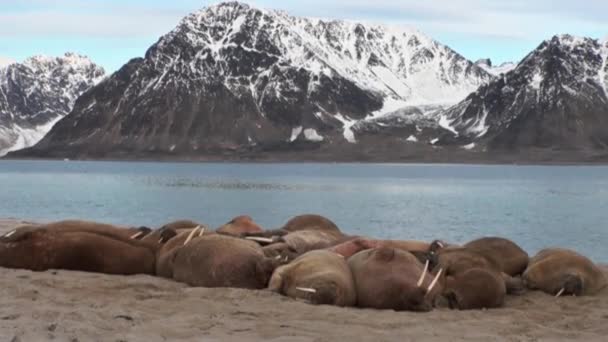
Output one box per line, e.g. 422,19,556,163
1,219,607,341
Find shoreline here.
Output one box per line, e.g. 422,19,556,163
3,156,608,166
1,219,607,341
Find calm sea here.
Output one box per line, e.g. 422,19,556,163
1,160,607,261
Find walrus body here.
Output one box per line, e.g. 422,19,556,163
463,237,529,276
441,268,506,310
327,238,436,260
244,214,344,238
348,247,441,311
1,220,150,242
523,248,607,296
155,227,201,278
171,234,280,289
216,215,264,236
0,229,156,275
269,250,356,306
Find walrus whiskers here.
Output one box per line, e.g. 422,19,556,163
555,288,565,297
130,231,143,239
427,268,443,293
245,237,274,243
417,260,429,287
183,226,201,246
4,230,16,238
295,287,317,293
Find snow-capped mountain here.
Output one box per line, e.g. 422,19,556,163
441,35,608,151
0,53,105,155
475,59,516,76
16,1,492,158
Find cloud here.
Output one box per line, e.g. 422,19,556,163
0,56,16,67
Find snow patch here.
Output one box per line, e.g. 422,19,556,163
303,128,324,142
462,143,476,150
430,138,439,145
437,114,458,135
334,113,357,143
289,126,303,142
406,135,418,142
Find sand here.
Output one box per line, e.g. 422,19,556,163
1,219,607,342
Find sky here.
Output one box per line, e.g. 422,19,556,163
1,0,607,72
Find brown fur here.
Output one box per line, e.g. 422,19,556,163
216,215,263,236
347,247,441,311
523,248,607,296
327,237,436,260
1,220,148,242
0,229,156,275
269,250,356,306
464,237,529,276
441,268,506,310
171,234,282,289
242,214,343,238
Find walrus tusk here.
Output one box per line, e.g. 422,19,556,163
245,237,275,243
183,226,201,246
295,287,317,293
417,260,429,287
427,268,443,293
130,231,143,239
555,288,565,297
4,230,16,238
198,227,206,237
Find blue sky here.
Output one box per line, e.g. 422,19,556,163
1,0,607,72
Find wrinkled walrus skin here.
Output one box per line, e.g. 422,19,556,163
171,234,281,289
269,250,356,306
0,229,156,275
523,248,607,296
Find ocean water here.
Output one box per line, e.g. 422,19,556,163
1,160,607,262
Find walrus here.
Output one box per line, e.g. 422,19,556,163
171,234,283,289
260,230,356,261
216,215,264,236
159,219,202,232
269,250,357,306
432,246,524,296
326,237,444,263
348,247,443,311
463,237,529,276
523,248,607,296
242,214,344,239
439,267,507,310
1,220,152,242
155,226,210,278
0,228,156,275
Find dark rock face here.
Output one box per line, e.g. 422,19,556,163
13,1,490,158
440,35,608,152
0,54,104,155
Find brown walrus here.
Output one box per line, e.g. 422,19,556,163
171,234,282,289
326,237,445,260
523,248,607,296
269,250,357,306
261,230,356,261
154,226,211,278
1,220,152,242
432,245,524,297
216,215,264,236
348,247,443,311
440,267,506,310
463,237,529,276
243,214,344,239
0,228,156,275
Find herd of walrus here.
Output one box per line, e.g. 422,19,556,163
0,214,606,312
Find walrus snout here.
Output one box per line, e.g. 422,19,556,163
558,274,584,297
400,287,432,312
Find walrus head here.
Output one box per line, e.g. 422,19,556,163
130,226,153,240
556,274,583,297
